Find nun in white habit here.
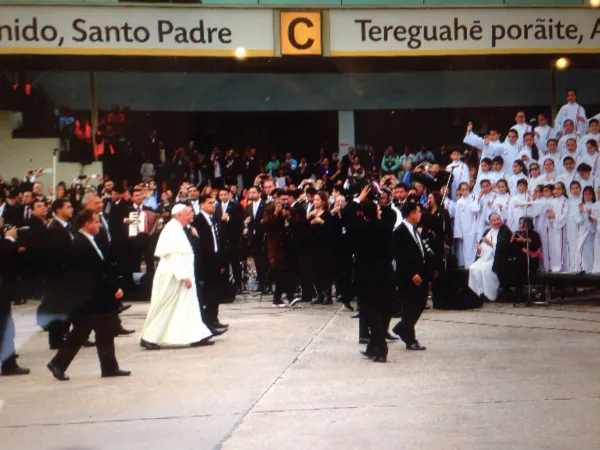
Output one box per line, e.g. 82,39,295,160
140,204,213,348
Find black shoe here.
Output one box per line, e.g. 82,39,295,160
101,369,131,378
359,338,370,344
118,304,132,314
1,365,30,376
385,332,400,341
47,362,69,381
272,301,287,308
117,327,135,336
360,350,374,359
213,321,229,328
341,302,354,312
406,342,426,351
210,327,228,337
372,355,387,363
351,312,360,319
140,339,161,350
82,340,96,347
391,311,402,318
191,337,215,347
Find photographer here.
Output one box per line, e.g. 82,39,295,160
261,190,297,307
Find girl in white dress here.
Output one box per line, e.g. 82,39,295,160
508,160,528,192
591,186,600,273
507,179,531,232
566,181,583,273
530,184,554,272
577,186,596,273
546,182,569,272
468,213,504,301
454,182,477,268
492,179,511,225
527,162,543,197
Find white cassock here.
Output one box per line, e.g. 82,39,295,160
534,125,555,155
468,227,500,301
577,202,595,273
463,131,502,160
471,192,496,241
446,161,470,200
507,173,527,194
556,170,576,189
530,197,552,271
517,146,534,169
488,170,506,188
558,133,579,156
547,197,568,272
454,195,477,268
565,196,583,273
507,193,531,232
555,102,587,136
575,174,594,191
540,153,561,173
579,148,600,178
591,203,600,273
577,133,600,159
473,170,494,195
491,193,510,225
140,219,212,346
501,140,520,168
511,123,532,146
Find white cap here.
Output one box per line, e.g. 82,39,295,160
171,204,187,216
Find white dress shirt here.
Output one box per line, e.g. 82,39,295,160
200,210,219,252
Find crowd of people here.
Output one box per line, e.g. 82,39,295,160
2,88,600,375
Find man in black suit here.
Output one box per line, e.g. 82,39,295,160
39,199,74,349
193,194,228,332
244,186,268,292
215,187,244,291
47,209,131,381
392,201,429,351
0,227,30,376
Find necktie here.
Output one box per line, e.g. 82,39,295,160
413,227,424,259
100,214,111,243
210,216,220,251
66,223,74,240
24,206,31,220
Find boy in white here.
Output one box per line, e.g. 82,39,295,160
575,163,594,190
546,182,569,272
473,158,493,194
446,149,470,201
488,157,507,186
540,139,561,170
501,129,520,168
557,120,579,155
510,111,532,146
471,179,496,242
491,179,511,225
565,181,583,273
530,185,554,271
534,113,555,155
463,122,503,160
507,179,531,232
555,89,587,137
578,118,600,157
557,157,577,188
559,138,580,169
453,183,477,268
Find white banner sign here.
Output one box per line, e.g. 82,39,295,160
0,5,274,57
330,8,600,56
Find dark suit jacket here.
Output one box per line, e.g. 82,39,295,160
4,204,24,228
215,201,244,250
70,233,119,317
490,225,513,275
244,199,267,248
192,213,223,282
393,222,429,291
107,200,130,244
0,238,18,310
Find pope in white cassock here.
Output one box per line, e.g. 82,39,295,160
140,205,213,349
468,213,504,301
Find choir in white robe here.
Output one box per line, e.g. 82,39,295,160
446,161,470,200
140,218,213,346
491,192,510,225
488,170,507,187
510,123,532,146
473,169,494,195
555,102,587,136
580,149,600,178
463,131,502,160
454,194,477,268
540,152,561,173
501,141,520,167
507,173,527,193
558,133,579,155
468,227,500,301
534,124,555,155
557,170,577,189
547,197,568,272
578,133,600,158
531,196,552,271
577,202,595,273
565,195,584,273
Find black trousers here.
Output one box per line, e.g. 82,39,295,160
299,268,315,302
394,284,427,345
198,280,221,327
50,312,120,374
48,320,70,349
0,308,17,371
224,247,242,288
250,244,268,290
334,256,353,303
313,270,332,302
359,300,389,358
273,268,295,303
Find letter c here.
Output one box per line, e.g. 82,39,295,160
288,17,314,50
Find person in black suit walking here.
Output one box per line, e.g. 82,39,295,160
192,194,228,332
392,201,429,351
244,186,269,292
39,199,74,349
215,187,244,291
0,227,30,376
47,209,130,381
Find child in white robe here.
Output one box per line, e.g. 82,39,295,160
557,120,579,155
473,158,494,195
577,186,596,273
577,118,600,159
591,187,600,273
559,138,580,169
534,113,555,155
580,138,599,179
510,111,532,146
565,181,583,273
527,162,542,198
542,139,562,171
492,179,511,225
546,182,569,272
554,89,587,136
557,157,577,189
530,184,554,271
453,183,477,268
508,160,528,194
507,179,531,232
446,149,470,201
501,129,520,168
471,179,496,242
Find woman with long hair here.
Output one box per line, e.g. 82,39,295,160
419,191,452,274
306,190,334,305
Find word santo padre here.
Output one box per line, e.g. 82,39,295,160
69,19,233,44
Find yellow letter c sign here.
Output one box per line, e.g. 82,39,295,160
280,12,322,56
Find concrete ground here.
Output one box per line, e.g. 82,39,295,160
1,299,600,450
